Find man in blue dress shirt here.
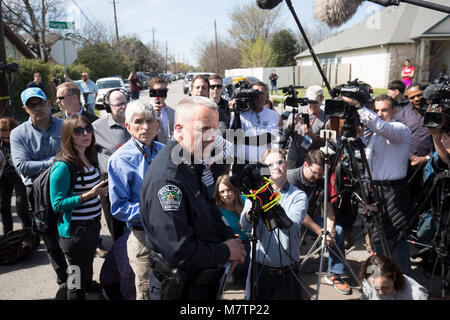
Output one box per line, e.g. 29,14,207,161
240,147,308,300
108,99,164,300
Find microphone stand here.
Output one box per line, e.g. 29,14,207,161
367,0,450,14
284,0,332,94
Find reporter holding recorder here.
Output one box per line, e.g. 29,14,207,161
50,114,108,300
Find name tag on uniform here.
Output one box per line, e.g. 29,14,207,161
158,185,182,211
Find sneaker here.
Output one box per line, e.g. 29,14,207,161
324,273,352,295
96,245,108,259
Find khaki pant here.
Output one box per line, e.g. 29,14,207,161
127,229,151,300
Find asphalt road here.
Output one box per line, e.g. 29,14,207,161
1,80,448,300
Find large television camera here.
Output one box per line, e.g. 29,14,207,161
423,77,450,131
325,79,373,117
324,79,373,138
230,163,293,231
225,80,260,113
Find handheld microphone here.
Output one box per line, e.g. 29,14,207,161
256,0,283,10
314,0,364,28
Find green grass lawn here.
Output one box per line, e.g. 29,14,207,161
272,87,388,106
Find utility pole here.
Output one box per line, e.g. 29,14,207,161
112,0,120,44
214,20,219,75
152,28,155,51
0,1,11,117
165,40,168,74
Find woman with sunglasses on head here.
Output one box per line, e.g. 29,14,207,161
50,114,108,300
214,174,250,289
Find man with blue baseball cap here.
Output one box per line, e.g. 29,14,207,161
10,87,68,299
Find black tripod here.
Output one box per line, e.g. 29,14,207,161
407,169,450,299
246,202,313,300
328,119,391,258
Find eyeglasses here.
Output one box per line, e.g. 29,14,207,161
308,100,320,105
307,164,323,178
73,124,94,136
267,159,284,169
110,102,127,108
26,100,47,109
56,94,74,101
210,84,223,90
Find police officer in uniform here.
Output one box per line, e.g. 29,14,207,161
140,96,246,300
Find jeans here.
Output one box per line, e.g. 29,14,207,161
271,83,277,96
309,216,347,275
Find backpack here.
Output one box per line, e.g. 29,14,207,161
0,229,41,265
32,159,78,233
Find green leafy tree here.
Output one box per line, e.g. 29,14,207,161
271,29,300,66
74,42,132,81
240,36,275,68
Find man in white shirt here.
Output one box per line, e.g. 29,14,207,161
342,94,413,275
230,81,280,174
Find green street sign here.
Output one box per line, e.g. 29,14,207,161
49,21,75,30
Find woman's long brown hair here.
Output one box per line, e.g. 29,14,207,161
214,174,244,218
54,114,98,171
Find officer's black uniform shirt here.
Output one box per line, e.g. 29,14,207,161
140,140,235,270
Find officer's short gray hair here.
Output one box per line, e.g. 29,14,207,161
125,99,158,124
175,96,218,124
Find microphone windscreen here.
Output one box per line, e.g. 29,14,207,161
423,84,442,100
314,0,364,28
256,0,283,10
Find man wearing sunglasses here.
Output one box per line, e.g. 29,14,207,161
287,149,352,295
148,76,175,145
209,74,231,136
10,87,67,299
283,85,328,170
54,82,98,124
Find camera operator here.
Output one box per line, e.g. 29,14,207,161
240,148,308,300
283,85,328,170
148,76,175,145
287,149,352,295
230,81,280,174
342,94,414,275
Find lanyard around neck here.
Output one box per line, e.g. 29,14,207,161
132,138,152,165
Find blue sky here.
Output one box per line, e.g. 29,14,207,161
64,0,383,67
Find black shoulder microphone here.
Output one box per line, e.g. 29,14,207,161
256,0,283,10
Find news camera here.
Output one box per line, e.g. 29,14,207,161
325,79,373,138
423,78,450,131
230,163,293,231
325,79,373,118
282,85,309,108
225,80,260,113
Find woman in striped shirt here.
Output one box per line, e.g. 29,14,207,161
50,114,108,300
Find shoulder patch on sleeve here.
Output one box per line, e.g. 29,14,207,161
158,185,182,211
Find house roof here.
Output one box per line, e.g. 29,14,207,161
297,1,449,58
3,24,35,59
